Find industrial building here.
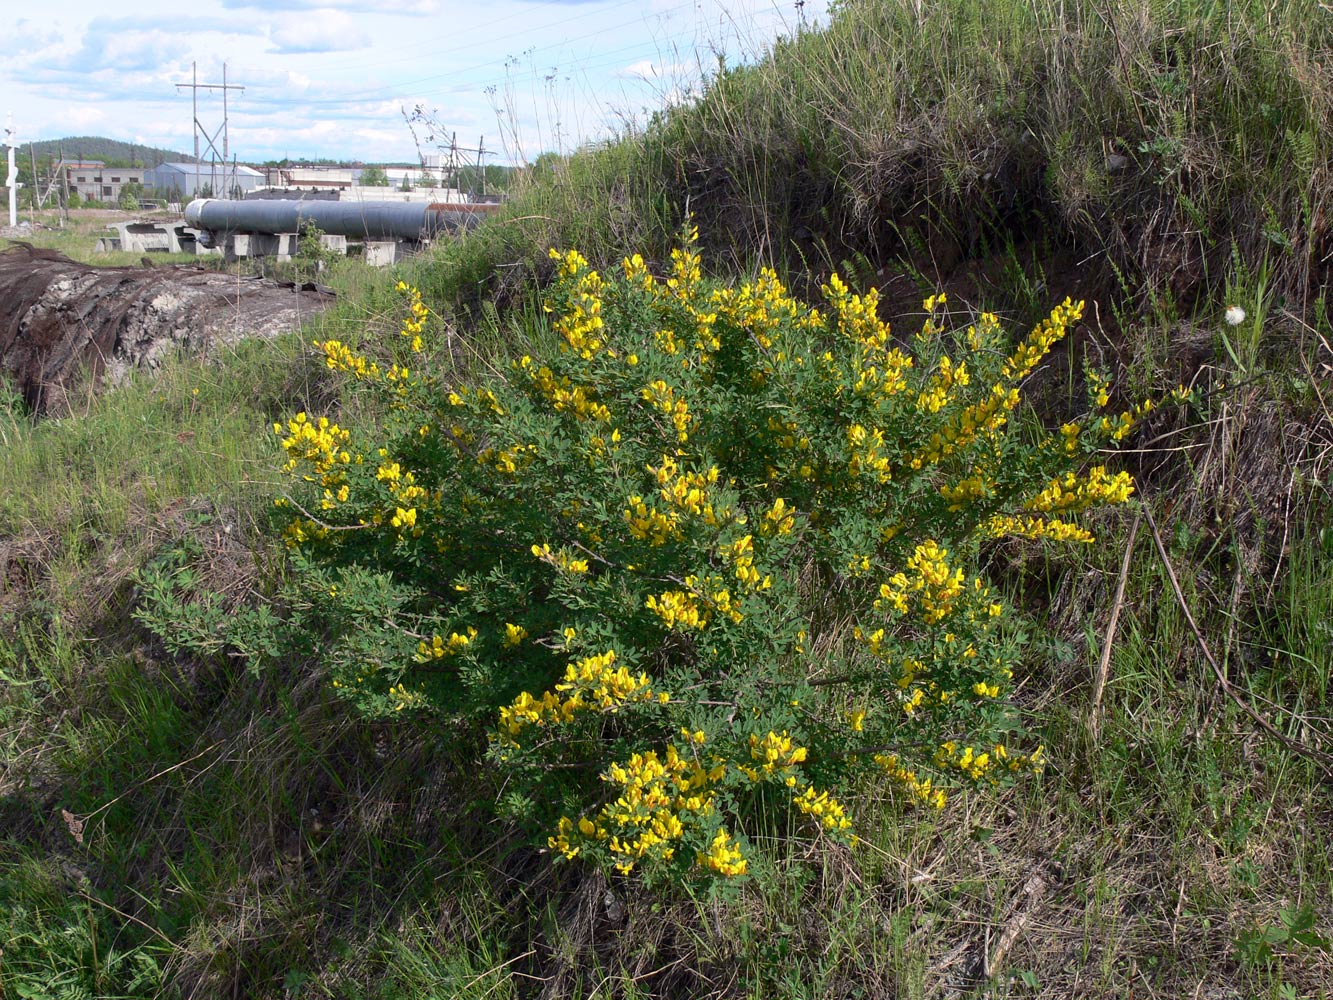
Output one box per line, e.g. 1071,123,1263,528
252,163,472,203
61,161,146,203
262,165,357,191
144,162,264,200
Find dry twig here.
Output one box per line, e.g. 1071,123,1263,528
1141,500,1333,774
1088,513,1140,737
984,872,1049,978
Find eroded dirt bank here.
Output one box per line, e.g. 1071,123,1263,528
0,243,334,413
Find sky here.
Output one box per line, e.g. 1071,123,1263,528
5,0,829,166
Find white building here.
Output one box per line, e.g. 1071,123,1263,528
145,162,265,199
62,161,146,203
263,166,357,190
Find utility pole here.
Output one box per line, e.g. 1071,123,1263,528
176,62,245,198
4,114,20,228
440,135,492,201
191,63,198,163
222,64,230,196
38,156,62,213
478,136,486,198
59,141,69,226
29,142,39,218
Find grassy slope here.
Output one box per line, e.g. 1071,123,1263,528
447,0,1333,328
3,1,1333,997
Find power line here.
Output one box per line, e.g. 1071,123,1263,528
300,0,652,75
234,2,803,112
176,62,246,197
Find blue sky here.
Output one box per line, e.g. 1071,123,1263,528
6,0,827,165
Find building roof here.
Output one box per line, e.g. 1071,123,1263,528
156,162,264,177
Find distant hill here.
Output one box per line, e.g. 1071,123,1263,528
18,136,189,168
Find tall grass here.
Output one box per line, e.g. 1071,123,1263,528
434,0,1333,324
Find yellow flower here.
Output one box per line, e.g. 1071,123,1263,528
699,827,747,877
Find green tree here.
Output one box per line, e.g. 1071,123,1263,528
118,181,144,211
359,165,388,186
295,220,336,280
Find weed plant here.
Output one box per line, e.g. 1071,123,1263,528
138,233,1191,892
3,279,1330,1000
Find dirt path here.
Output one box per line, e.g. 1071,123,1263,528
0,243,333,413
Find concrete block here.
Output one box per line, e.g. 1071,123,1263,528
225,233,253,261
363,241,400,267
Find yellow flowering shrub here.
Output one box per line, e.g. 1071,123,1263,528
200,236,1189,885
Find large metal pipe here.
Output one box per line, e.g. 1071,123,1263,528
184,198,480,241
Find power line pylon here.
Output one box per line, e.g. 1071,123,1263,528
176,62,245,197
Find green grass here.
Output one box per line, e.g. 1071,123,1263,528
1,208,203,266
7,317,1328,999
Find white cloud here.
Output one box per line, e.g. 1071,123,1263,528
269,11,368,53
13,17,63,51
1,0,831,163
223,0,440,13
56,107,108,130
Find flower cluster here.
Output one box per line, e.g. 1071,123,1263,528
316,339,380,380
1003,298,1082,381
497,649,668,747
791,784,853,831
875,540,967,623
531,543,590,575
274,412,350,481
934,741,1045,781
1023,466,1136,513
641,379,692,442
548,741,730,875
646,588,710,631
739,730,808,783
257,233,1189,886
548,249,608,358
416,627,477,661
521,357,611,423
874,753,948,809
395,280,430,352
